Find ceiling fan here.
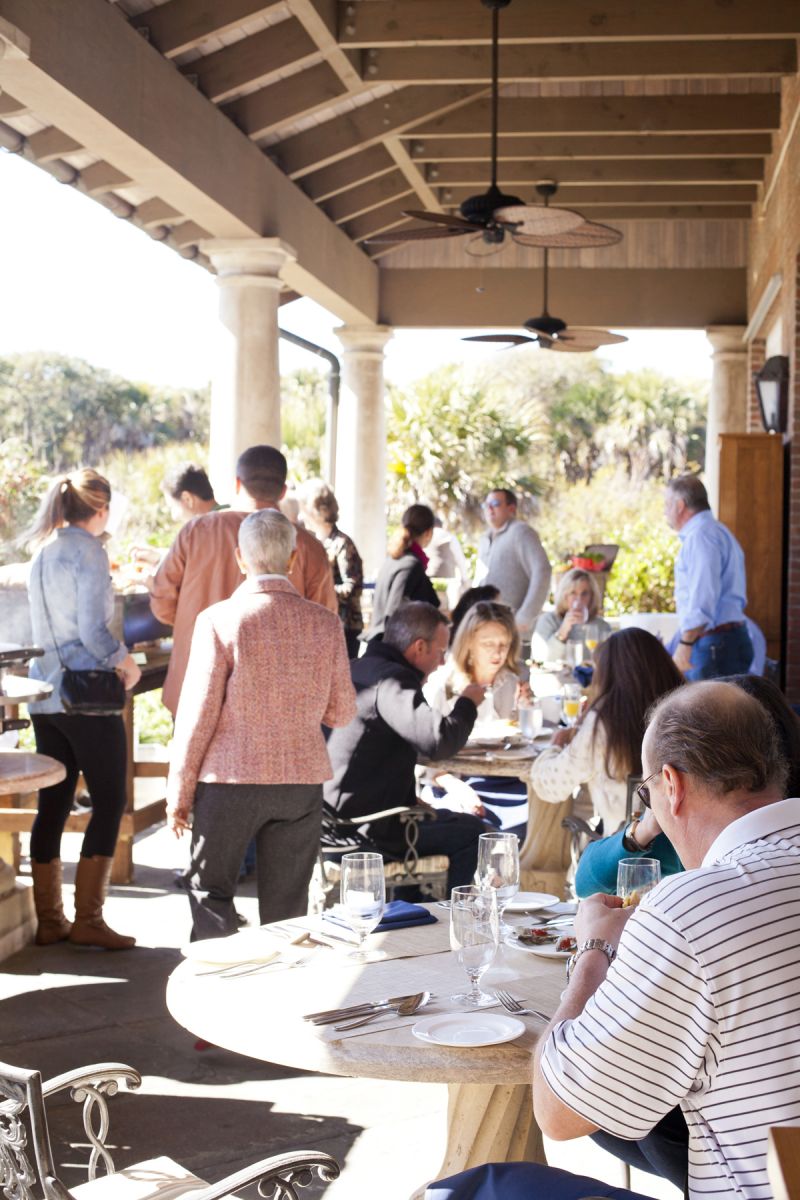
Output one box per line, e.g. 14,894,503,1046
366,0,623,257
464,233,628,353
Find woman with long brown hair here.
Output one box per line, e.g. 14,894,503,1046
368,503,440,640
531,627,684,830
26,469,141,949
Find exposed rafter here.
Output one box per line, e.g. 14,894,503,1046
402,133,774,162
131,1,285,59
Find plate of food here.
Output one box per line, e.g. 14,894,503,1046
412,1012,525,1047
503,892,560,913
467,719,521,746
504,929,577,958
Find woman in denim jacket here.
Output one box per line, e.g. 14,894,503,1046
26,469,141,949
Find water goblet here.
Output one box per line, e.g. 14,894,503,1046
476,831,519,931
449,885,499,1008
562,683,582,727
518,700,543,742
616,857,661,908
340,851,386,962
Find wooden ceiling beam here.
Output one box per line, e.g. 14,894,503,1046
339,1,800,47
286,0,362,90
436,184,759,205
561,204,753,220
222,61,348,139
384,135,443,212
345,200,413,242
429,158,764,186
365,39,797,84
131,0,284,59
26,126,81,160
324,170,415,222
134,197,184,227
411,94,782,137
300,144,397,201
80,161,133,193
183,18,319,103
402,132,773,161
276,84,487,178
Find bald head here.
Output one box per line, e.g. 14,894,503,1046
645,681,788,801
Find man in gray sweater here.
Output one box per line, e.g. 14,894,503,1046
475,488,551,646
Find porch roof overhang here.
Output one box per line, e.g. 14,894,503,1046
0,0,796,331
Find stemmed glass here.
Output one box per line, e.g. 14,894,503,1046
449,885,499,1008
340,852,386,962
475,831,520,931
584,621,600,657
616,857,661,909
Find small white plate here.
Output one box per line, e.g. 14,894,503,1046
503,892,559,913
412,1012,525,1047
181,930,282,965
504,932,575,959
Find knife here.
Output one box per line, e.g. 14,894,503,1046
304,993,427,1023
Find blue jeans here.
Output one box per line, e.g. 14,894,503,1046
686,624,753,681
426,1163,654,1200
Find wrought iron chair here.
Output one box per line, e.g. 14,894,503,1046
312,802,449,909
0,1060,339,1200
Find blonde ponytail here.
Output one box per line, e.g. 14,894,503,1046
23,469,111,550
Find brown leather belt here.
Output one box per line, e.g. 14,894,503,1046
705,621,745,636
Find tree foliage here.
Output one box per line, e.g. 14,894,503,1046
0,351,209,471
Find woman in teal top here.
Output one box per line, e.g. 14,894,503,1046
575,673,800,897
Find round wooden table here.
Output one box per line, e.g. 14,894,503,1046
166,914,568,1196
0,749,66,877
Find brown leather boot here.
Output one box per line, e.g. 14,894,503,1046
68,855,136,950
32,859,72,945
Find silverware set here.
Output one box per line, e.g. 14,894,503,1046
303,992,434,1026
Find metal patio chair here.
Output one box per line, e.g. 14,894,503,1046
0,1059,338,1200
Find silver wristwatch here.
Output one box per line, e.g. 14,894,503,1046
566,937,616,982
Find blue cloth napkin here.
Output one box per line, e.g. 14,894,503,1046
324,899,438,933
573,664,594,688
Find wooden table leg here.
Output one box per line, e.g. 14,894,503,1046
410,1081,544,1200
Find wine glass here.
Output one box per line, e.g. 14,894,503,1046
562,683,582,727
449,885,499,1008
340,852,386,962
476,831,520,930
616,857,661,908
584,621,600,657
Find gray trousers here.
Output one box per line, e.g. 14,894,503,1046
186,781,323,940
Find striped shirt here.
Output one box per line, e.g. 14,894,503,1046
541,796,800,1199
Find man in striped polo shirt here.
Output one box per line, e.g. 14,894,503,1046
427,681,800,1200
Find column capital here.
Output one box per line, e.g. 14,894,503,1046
335,324,393,356
706,325,747,356
199,237,297,286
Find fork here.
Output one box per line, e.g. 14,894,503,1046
495,989,552,1022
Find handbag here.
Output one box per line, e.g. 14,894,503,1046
38,557,127,717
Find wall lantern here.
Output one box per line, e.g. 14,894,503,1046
754,355,790,434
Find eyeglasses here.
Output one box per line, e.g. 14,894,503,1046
635,768,661,810
484,499,505,509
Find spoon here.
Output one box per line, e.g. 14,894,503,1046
334,991,430,1031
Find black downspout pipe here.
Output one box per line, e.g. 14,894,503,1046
278,327,340,488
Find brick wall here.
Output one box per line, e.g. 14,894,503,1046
747,337,766,433
786,253,800,701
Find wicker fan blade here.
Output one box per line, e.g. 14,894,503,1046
512,220,624,250
401,210,480,231
463,333,537,346
495,204,585,237
551,328,629,352
365,225,471,244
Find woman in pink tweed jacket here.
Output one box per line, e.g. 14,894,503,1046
166,508,356,938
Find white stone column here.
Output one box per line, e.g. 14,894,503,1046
334,325,393,580
199,237,296,502
705,325,748,514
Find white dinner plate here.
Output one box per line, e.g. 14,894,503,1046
412,1012,525,1047
503,892,559,913
504,932,576,959
181,930,283,965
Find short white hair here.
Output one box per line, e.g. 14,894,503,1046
238,509,296,575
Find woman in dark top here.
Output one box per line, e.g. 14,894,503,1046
368,504,440,639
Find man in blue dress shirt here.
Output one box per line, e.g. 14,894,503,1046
664,475,752,679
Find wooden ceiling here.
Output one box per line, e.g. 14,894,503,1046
117,0,795,258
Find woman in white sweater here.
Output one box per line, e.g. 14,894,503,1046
531,627,684,831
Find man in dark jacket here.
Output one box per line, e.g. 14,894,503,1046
325,602,487,889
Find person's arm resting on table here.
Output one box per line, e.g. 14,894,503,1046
533,893,715,1144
